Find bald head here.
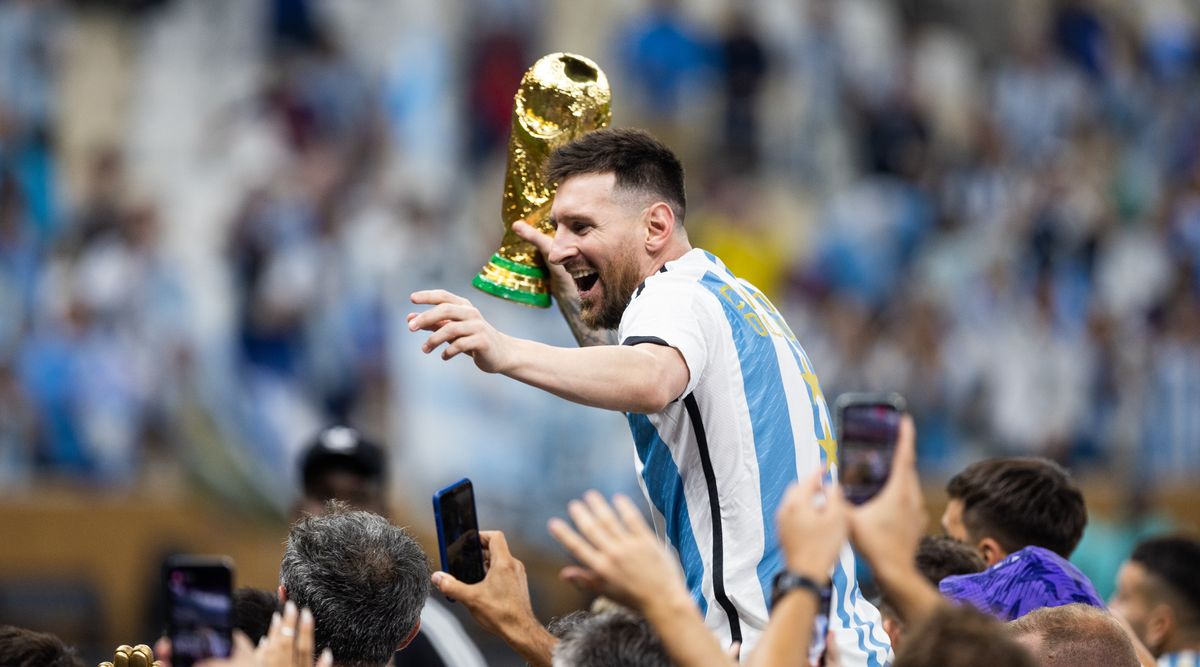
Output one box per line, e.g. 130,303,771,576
1008,604,1139,667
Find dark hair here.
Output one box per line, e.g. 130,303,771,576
1130,535,1200,624
546,128,686,223
0,626,84,667
946,458,1087,558
916,535,987,585
1007,603,1140,667
895,606,1035,667
233,587,281,644
281,501,430,667
552,609,670,667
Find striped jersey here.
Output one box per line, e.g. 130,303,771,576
618,249,892,665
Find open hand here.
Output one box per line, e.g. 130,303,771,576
408,290,513,373
548,491,691,614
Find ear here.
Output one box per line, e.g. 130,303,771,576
978,538,1007,567
397,618,422,650
278,585,287,604
1145,603,1174,651
643,201,676,253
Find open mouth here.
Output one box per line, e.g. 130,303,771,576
570,269,600,295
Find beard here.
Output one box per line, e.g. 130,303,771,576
580,244,643,330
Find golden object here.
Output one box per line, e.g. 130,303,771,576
100,643,162,667
473,52,612,307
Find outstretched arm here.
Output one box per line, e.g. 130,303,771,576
512,220,615,348
408,290,688,414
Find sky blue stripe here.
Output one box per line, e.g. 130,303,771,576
698,271,797,610
832,561,884,667
627,413,708,618
849,562,894,660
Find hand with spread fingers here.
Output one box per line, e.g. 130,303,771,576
430,531,557,667
197,601,332,667
407,290,514,373
548,491,690,611
549,491,733,667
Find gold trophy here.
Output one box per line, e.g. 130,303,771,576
473,52,612,307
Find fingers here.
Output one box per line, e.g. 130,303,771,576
230,631,254,659
317,648,333,667
410,289,470,306
479,531,511,559
295,608,314,667
409,303,479,333
512,220,553,254
613,494,652,536
560,565,603,594
422,321,476,353
432,571,471,601
548,517,602,572
895,414,916,472
582,490,624,539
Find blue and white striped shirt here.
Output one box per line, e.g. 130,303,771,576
618,249,892,664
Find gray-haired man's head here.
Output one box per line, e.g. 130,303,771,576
551,609,669,667
280,501,430,667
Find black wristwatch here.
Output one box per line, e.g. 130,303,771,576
770,570,832,609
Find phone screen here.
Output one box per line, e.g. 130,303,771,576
164,558,233,667
838,402,903,505
434,480,486,584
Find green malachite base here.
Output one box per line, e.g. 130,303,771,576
472,254,551,308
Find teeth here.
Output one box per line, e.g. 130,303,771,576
569,269,597,279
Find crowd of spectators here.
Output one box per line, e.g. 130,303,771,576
0,0,1196,507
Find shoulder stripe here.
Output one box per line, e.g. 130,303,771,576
622,336,670,347
683,394,743,645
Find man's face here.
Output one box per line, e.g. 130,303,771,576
942,498,970,543
548,172,649,330
1110,561,1155,650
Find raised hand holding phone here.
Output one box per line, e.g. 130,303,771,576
835,392,907,505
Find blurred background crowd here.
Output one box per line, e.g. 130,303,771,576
0,0,1198,661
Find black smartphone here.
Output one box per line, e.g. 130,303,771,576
163,555,234,667
433,478,486,585
835,392,907,505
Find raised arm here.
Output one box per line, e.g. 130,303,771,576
408,290,689,414
512,220,615,348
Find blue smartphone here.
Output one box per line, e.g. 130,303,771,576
432,478,486,584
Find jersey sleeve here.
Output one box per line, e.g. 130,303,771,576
618,278,719,399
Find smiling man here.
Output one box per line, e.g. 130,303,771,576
408,128,890,662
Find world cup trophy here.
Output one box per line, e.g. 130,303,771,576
472,52,612,307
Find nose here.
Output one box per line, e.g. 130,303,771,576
547,227,576,266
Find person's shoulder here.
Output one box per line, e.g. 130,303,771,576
634,249,722,299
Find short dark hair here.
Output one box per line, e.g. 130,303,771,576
0,626,83,667
946,458,1087,558
1007,603,1140,667
546,128,686,223
552,609,670,667
895,605,1036,667
281,502,430,667
1130,535,1200,625
233,587,280,644
916,535,987,585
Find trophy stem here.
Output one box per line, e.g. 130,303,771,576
472,254,552,307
